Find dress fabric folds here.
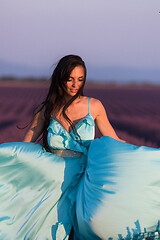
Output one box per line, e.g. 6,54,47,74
1,98,160,240
76,137,160,240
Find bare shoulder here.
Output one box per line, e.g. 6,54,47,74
90,97,104,108
34,105,46,121
89,97,104,119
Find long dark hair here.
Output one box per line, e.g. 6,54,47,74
40,55,87,151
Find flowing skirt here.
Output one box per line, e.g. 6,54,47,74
77,136,160,240
1,137,160,240
0,142,86,240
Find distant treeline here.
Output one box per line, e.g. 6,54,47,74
0,77,160,89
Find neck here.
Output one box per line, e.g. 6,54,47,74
64,94,81,104
64,94,72,103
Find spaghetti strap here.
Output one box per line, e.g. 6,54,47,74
88,97,91,114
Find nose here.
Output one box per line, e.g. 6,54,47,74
72,80,78,88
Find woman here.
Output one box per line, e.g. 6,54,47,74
0,55,160,240
23,55,122,146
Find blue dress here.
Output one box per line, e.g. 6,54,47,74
1,98,160,239
0,98,94,240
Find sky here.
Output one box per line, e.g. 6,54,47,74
0,0,160,82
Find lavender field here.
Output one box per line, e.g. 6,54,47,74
0,81,160,148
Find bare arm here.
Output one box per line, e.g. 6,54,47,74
93,99,126,142
23,108,45,142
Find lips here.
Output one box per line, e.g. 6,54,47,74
70,89,78,93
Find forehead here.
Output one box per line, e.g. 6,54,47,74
70,66,84,77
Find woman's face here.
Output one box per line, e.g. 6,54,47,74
65,66,85,97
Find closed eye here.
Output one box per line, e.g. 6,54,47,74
78,77,84,81
67,77,84,82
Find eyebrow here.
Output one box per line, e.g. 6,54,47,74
69,76,84,79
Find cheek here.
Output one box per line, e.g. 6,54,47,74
79,81,84,88
65,82,71,89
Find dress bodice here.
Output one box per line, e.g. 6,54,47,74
47,98,95,154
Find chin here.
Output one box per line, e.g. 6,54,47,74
68,91,78,96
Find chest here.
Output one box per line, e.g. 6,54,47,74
47,114,95,151
52,110,89,133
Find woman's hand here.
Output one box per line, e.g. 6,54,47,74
92,99,126,143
